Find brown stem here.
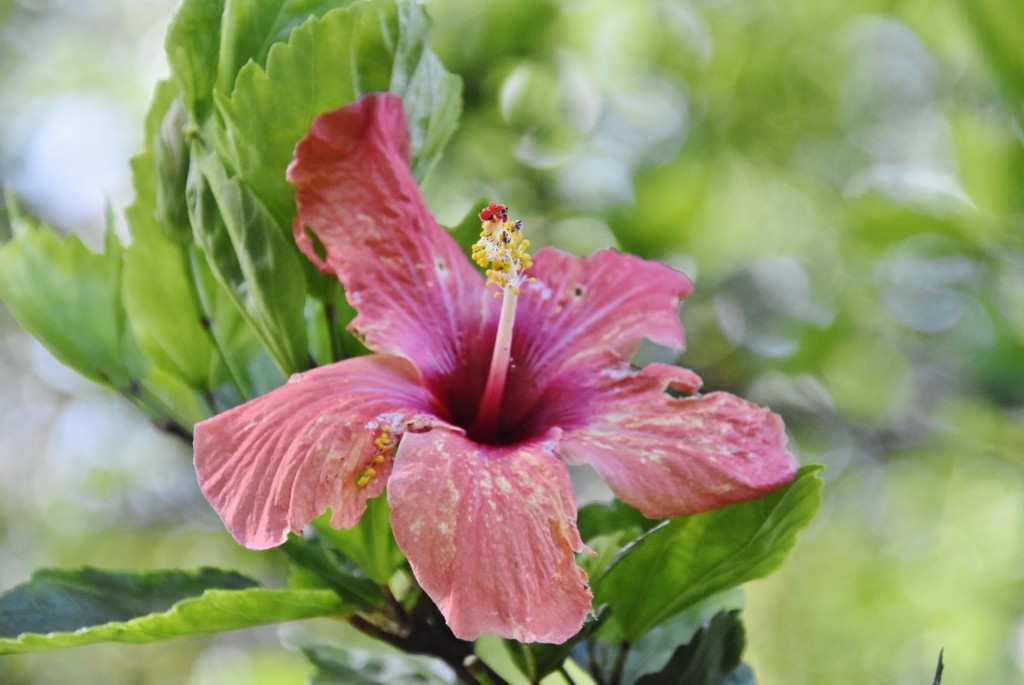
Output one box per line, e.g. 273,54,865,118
345,593,511,685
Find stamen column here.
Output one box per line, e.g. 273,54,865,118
471,203,533,439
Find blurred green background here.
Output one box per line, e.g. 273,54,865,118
1,0,1022,683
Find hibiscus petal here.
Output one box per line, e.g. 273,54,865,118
194,355,441,550
501,248,692,434
287,93,490,387
388,429,593,643
560,363,798,518
518,248,691,371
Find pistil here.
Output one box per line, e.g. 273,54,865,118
471,203,533,439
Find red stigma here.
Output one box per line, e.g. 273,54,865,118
479,202,508,223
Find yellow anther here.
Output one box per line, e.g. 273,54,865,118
356,424,400,488
373,426,394,451
473,202,533,294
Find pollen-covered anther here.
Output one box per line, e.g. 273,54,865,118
472,203,535,294
356,425,400,488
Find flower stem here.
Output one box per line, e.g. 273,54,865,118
474,286,518,439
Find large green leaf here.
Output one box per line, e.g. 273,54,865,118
595,466,823,641
0,198,139,392
188,146,311,376
0,567,349,655
0,196,210,429
214,0,461,228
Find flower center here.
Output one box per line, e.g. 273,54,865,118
471,202,534,440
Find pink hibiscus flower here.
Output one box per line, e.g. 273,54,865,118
193,92,798,644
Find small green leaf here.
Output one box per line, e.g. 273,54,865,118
139,81,189,239
214,0,461,229
314,495,406,586
595,466,823,641
153,97,194,241
127,81,190,246
216,0,357,95
0,567,349,655
188,146,311,376
165,0,226,122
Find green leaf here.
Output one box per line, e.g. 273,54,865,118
576,498,661,580
280,536,385,609
124,87,221,393
0,193,209,429
138,80,193,245
214,0,461,229
595,466,824,641
188,145,311,376
187,244,270,403
216,0,358,95
388,0,463,182
634,611,751,685
153,97,194,241
578,498,660,542
0,196,139,392
0,567,349,655
124,89,268,409
165,0,226,122
314,495,406,586
122,208,217,390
